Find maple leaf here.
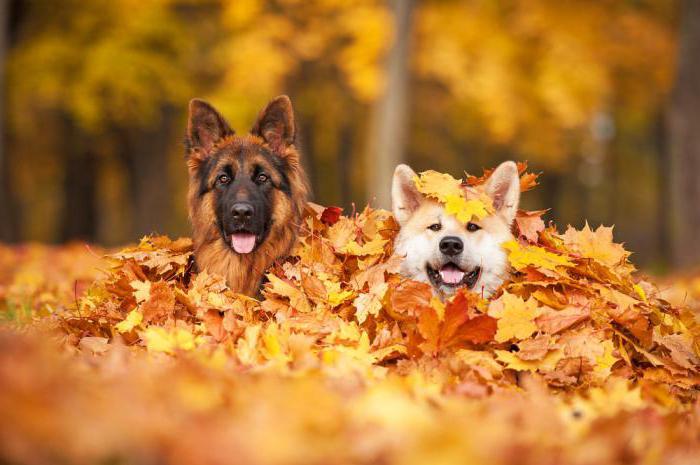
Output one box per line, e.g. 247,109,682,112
516,334,551,360
653,333,700,371
489,292,542,342
115,309,143,333
418,291,496,354
341,237,388,256
535,305,590,334
495,349,562,372
265,274,311,313
320,206,343,225
515,209,546,242
354,282,388,324
261,323,291,363
464,161,539,192
560,223,630,268
442,289,496,345
413,170,463,201
593,339,619,380
503,240,574,271
443,194,491,223
140,281,175,323
387,280,433,319
141,327,200,354
130,280,151,303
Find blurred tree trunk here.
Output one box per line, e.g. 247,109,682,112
367,0,415,209
655,112,671,267
60,116,98,242
338,122,353,209
0,0,18,241
116,108,174,239
667,0,700,268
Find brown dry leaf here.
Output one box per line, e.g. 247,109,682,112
515,209,546,243
517,334,551,361
536,305,591,334
141,281,175,323
653,334,700,371
265,274,311,313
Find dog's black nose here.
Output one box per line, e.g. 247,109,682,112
439,236,464,256
232,202,254,220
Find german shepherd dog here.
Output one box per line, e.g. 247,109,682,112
392,161,520,298
185,96,309,296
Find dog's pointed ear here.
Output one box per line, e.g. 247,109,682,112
485,161,520,224
392,164,423,226
252,95,295,153
186,99,234,155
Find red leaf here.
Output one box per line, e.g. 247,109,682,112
320,206,343,225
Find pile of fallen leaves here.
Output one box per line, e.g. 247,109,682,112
1,165,699,465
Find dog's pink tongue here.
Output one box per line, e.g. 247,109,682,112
440,264,465,284
231,233,256,254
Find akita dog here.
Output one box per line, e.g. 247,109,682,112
391,161,520,298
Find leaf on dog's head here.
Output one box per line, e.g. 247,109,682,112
464,161,539,192
413,170,463,201
444,194,492,224
414,170,493,223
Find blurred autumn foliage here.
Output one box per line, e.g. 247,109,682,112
0,0,698,270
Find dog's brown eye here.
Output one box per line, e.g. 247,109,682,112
256,173,269,184
218,174,230,185
428,223,441,231
467,222,481,232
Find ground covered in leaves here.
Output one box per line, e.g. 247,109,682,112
1,167,699,465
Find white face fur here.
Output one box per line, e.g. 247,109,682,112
391,162,521,298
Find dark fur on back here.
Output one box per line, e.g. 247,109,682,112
185,96,308,296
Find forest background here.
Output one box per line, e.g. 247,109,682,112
0,0,698,273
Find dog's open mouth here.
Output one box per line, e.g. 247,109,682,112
230,232,257,254
426,263,481,289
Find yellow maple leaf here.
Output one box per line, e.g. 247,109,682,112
236,325,261,365
495,349,562,371
413,170,463,201
354,282,388,324
429,296,445,321
265,274,311,312
559,223,630,267
142,327,198,354
321,278,355,308
115,309,143,333
443,194,490,223
341,237,388,256
130,280,151,303
206,292,228,308
503,240,574,271
261,323,291,363
593,339,618,380
489,292,542,342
